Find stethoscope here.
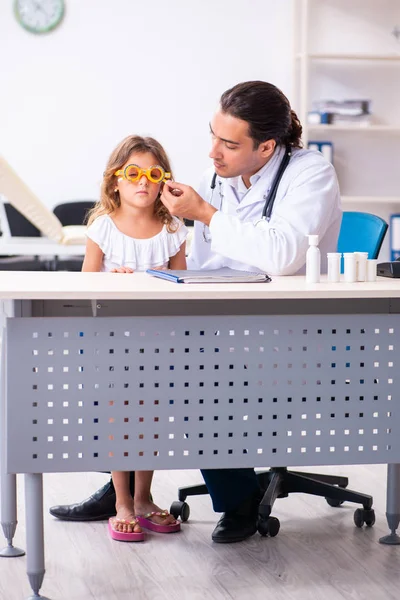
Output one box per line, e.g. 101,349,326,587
204,145,292,242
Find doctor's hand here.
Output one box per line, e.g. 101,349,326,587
161,181,217,225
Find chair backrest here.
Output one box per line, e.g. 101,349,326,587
53,201,95,226
337,211,388,259
0,202,41,238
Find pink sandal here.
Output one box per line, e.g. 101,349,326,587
136,511,181,533
108,517,145,542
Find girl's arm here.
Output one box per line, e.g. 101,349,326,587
81,238,104,272
169,242,186,269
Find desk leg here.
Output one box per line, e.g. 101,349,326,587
0,312,24,558
379,463,400,545
0,472,25,557
25,473,50,600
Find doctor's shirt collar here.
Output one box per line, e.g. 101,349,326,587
227,144,285,198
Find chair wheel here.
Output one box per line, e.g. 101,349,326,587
364,509,376,527
257,516,280,537
325,483,347,508
354,508,364,528
170,501,190,522
354,507,375,528
326,498,344,508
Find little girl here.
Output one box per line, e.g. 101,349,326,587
83,135,188,541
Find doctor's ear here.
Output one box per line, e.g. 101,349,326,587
258,139,276,158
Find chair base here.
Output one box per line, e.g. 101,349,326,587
255,467,372,517
177,467,374,536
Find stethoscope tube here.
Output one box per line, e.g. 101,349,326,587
210,145,292,222
262,145,292,221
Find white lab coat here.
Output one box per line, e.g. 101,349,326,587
188,146,342,275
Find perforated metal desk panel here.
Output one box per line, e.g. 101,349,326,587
6,313,400,474
2,271,400,598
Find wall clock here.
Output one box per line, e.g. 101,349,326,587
14,0,65,34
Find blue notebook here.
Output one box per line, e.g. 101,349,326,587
146,268,271,284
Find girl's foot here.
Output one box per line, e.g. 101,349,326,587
134,500,181,533
112,503,143,534
134,501,177,526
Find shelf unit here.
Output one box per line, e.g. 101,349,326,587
296,53,400,61
294,1,400,148
293,0,400,261
342,196,400,205
308,125,400,133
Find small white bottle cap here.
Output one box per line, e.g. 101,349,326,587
308,235,319,245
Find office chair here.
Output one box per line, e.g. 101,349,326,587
0,203,47,271
52,200,95,271
2,203,41,238
338,211,388,259
53,200,94,227
170,211,389,536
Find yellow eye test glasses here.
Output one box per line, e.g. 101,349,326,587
114,164,171,184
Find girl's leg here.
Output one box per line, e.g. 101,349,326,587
111,471,142,533
134,471,177,525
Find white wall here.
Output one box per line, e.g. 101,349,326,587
0,0,293,208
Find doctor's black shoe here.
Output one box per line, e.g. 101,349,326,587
211,491,261,543
49,479,117,521
49,474,135,522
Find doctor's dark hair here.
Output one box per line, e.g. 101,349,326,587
220,81,303,149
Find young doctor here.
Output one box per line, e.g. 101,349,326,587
50,80,342,543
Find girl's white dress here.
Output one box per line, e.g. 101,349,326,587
86,214,188,272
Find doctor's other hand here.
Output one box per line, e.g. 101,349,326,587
110,266,134,273
161,181,216,225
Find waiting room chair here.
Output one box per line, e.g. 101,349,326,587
53,201,94,228
172,211,389,536
0,203,47,271
52,200,95,271
2,203,41,238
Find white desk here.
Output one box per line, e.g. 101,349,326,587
1,272,400,599
0,270,400,298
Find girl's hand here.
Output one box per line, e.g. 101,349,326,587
110,266,134,274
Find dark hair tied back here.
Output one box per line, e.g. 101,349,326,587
220,81,303,149
287,109,303,147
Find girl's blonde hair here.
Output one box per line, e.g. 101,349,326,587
87,135,177,232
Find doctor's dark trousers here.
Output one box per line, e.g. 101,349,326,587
201,468,260,512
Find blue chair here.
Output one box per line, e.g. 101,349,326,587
338,211,388,259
